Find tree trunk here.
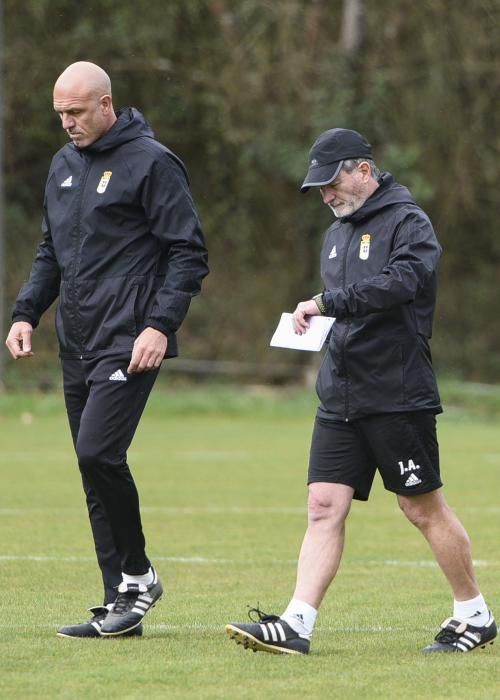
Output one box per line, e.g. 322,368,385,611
341,0,365,54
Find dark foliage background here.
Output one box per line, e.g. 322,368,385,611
3,0,500,383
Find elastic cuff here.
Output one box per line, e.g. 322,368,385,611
146,320,173,336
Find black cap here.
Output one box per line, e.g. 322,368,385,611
301,128,373,192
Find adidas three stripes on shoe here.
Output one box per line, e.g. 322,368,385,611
100,568,163,636
57,606,143,639
423,611,497,653
226,607,310,655
226,607,496,656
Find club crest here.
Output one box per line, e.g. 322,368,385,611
359,233,371,260
97,171,112,194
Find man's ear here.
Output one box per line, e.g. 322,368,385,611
100,95,113,115
358,161,372,182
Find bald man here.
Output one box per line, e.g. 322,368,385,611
52,62,116,149
6,62,209,638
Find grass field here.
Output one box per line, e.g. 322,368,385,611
0,384,499,699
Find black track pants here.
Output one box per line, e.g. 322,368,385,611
62,355,159,604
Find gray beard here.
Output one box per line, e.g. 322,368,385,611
329,197,365,218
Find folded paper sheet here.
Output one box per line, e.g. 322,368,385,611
270,313,335,352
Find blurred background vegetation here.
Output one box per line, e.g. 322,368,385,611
2,0,499,390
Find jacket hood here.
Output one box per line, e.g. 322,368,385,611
342,172,417,224
79,107,155,153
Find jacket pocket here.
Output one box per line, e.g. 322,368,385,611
350,335,405,412
74,276,141,352
402,335,440,406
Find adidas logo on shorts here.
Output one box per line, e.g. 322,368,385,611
405,473,422,487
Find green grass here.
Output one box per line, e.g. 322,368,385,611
0,386,499,699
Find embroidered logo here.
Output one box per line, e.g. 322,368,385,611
359,233,371,260
109,369,127,382
97,170,112,194
310,158,318,166
61,175,73,188
405,473,422,487
328,245,337,259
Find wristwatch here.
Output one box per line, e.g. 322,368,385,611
313,293,326,315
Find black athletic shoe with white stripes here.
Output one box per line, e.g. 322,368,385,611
57,606,143,639
226,607,310,655
423,611,497,653
100,569,163,637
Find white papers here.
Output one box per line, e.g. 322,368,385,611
270,313,335,352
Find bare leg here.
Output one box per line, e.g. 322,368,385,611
398,489,479,600
292,482,354,609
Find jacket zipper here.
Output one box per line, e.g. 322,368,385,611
71,153,92,357
341,226,356,422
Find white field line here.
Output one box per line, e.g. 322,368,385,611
0,554,498,567
2,623,431,633
147,624,419,633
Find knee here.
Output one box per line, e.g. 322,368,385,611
76,443,111,476
307,491,333,522
398,494,446,530
399,498,426,529
307,484,352,527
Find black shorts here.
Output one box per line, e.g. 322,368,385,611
308,411,442,501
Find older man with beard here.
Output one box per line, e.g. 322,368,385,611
226,128,495,656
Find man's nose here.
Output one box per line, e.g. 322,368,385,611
62,114,75,130
321,187,334,204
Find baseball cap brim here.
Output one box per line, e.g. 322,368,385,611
300,160,343,193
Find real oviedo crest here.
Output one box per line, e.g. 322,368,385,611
97,171,112,194
359,233,371,260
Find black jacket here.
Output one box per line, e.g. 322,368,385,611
13,108,209,359
316,173,442,421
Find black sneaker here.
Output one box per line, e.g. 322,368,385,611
226,607,310,655
57,606,143,638
423,611,497,653
100,569,163,636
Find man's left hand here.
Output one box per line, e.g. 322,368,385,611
127,327,168,374
292,299,321,335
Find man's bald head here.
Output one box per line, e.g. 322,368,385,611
53,61,117,148
54,61,112,100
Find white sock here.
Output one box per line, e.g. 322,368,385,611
281,598,318,639
453,594,489,626
122,567,154,586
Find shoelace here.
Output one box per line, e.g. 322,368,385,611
112,590,138,615
83,606,108,623
435,627,462,645
247,605,280,624
91,613,107,623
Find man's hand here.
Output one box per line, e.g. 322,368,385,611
5,322,35,359
127,327,168,374
292,299,321,335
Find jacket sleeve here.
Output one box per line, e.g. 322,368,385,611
11,206,61,328
323,212,441,320
140,153,209,335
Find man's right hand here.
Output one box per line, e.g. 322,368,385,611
5,321,35,359
292,299,321,335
